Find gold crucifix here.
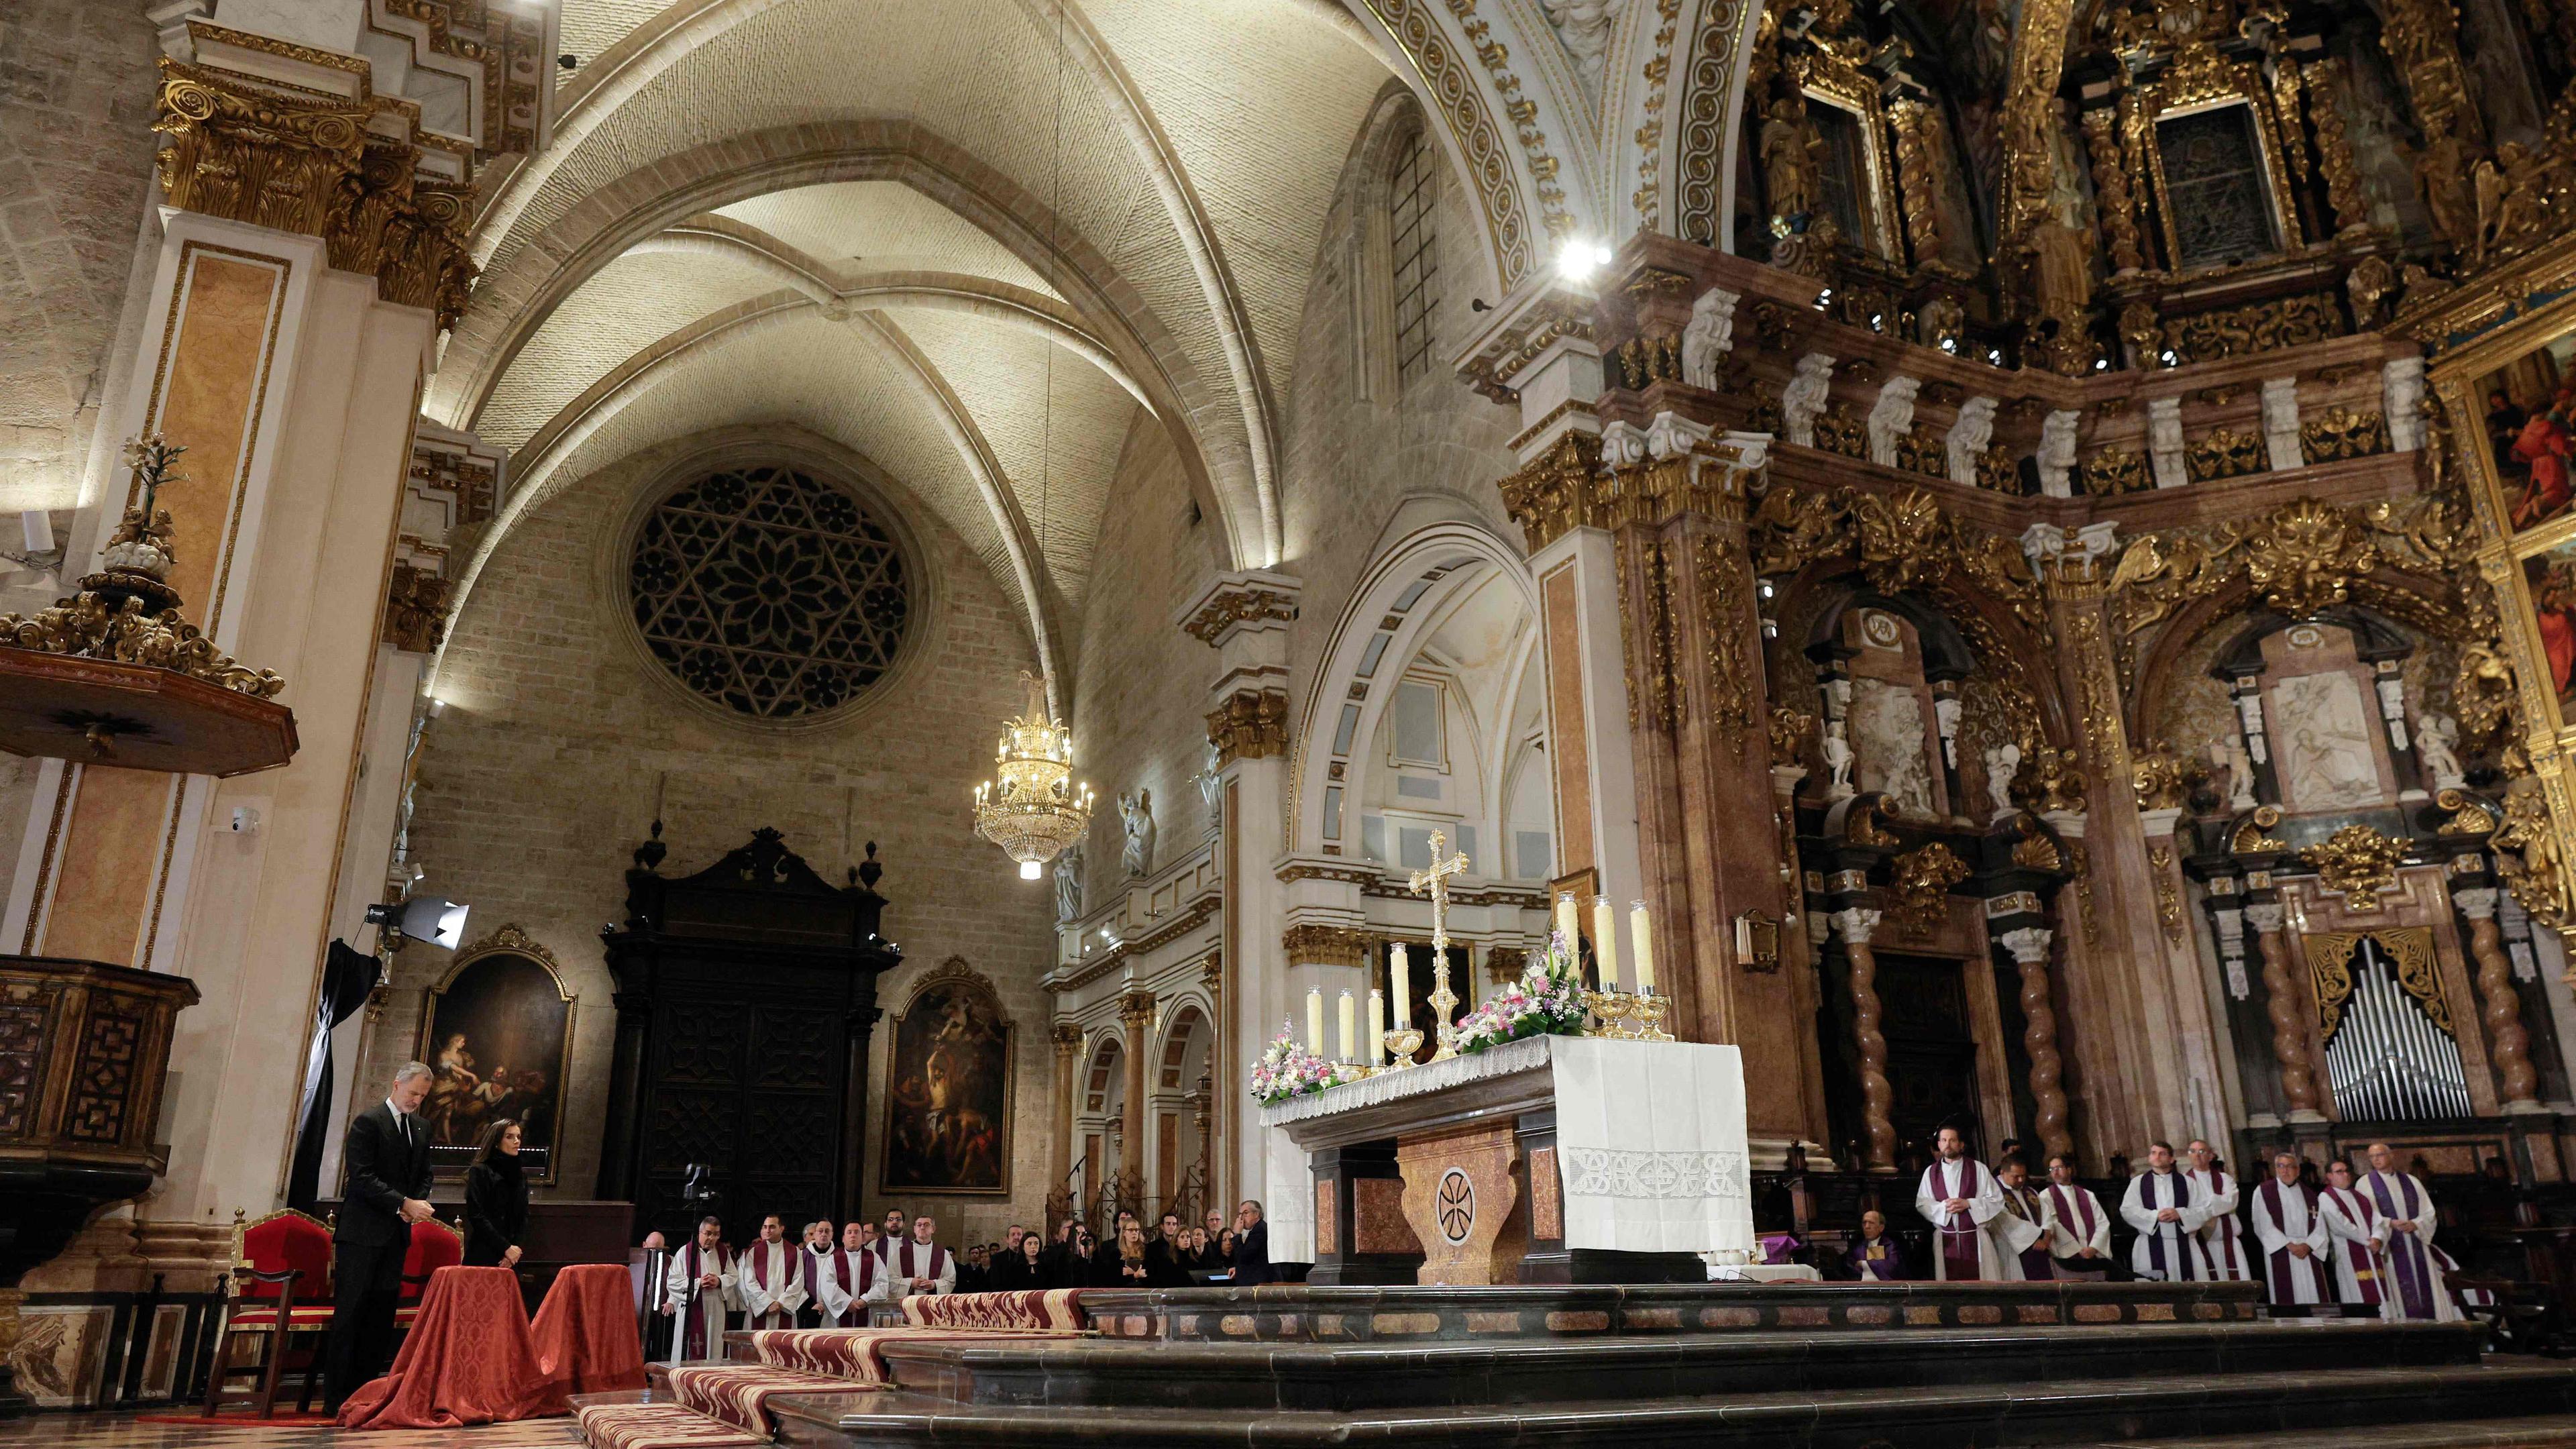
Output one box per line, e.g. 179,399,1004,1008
1408,828,1469,1060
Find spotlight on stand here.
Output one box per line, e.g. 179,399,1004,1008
365,895,472,951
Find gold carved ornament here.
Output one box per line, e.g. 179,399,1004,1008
2080,446,2149,496
2184,427,2266,484
2300,824,2408,912
2161,295,2341,367
2130,743,2201,811
2378,926,2455,1036
1281,922,1371,971
2307,930,2362,1039
1887,842,1970,932
1205,688,1288,765
1358,0,1535,284
2493,773,2573,926
2149,844,2184,943
2434,787,2500,836
2231,805,2288,855
1751,484,2048,631
1768,703,1819,769
2300,407,2392,464
1695,533,1753,755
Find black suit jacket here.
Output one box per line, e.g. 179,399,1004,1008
1232,1220,1273,1285
339,1102,433,1247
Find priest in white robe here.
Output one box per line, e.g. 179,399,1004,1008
2248,1150,2332,1307
2361,1142,2462,1322
2186,1140,2252,1281
796,1221,836,1328
1994,1157,2058,1281
659,1216,737,1360
2320,1157,2390,1313
2043,1153,2112,1280
869,1208,908,1275
2122,1142,2216,1281
1915,1126,2021,1280
736,1214,808,1330
890,1213,957,1296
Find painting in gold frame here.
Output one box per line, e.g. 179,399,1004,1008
2469,322,2576,537
2516,537,2576,735
412,925,577,1185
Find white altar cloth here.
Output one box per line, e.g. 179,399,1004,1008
1550,1037,1753,1258
1260,1034,1753,1259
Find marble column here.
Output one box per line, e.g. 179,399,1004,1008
1117,991,1157,1216
1832,907,1896,1171
1998,926,2073,1161
1049,1020,1083,1226
2244,903,2325,1120
2453,888,2542,1111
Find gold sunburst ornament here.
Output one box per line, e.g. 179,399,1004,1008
972,672,1093,879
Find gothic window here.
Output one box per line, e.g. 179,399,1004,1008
627,464,914,722
1389,125,1440,388
2155,105,2279,268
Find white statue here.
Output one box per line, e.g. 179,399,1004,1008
1782,353,1835,447
2208,730,2258,812
1054,843,1083,924
1866,376,1921,468
1541,0,1627,93
2414,711,2465,790
2037,409,2080,496
1680,287,1739,388
1821,722,1856,799
1194,740,1224,833
1119,788,1157,878
1948,396,1998,485
2383,357,2426,451
1984,741,2021,820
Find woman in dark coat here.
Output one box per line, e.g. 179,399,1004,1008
462,1118,530,1268
1091,1220,1154,1287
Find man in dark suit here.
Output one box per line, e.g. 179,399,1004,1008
325,1061,437,1413
1231,1199,1274,1286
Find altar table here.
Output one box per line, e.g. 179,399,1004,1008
1261,1035,1754,1286
531,1263,647,1396
335,1265,571,1429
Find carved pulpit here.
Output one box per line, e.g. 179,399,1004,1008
598,828,900,1242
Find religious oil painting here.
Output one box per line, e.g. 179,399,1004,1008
2479,321,2576,534
882,960,1012,1194
417,930,575,1182
2520,538,2576,731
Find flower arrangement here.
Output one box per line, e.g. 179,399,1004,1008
1248,1023,1362,1104
1452,927,1590,1055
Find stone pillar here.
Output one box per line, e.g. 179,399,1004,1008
2244,903,2326,1120
1831,907,1896,1172
1998,926,2073,1161
1048,1020,1083,1226
1175,568,1297,1254
1117,991,1157,1216
2453,888,2543,1111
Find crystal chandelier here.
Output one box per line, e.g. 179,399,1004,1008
973,671,1093,879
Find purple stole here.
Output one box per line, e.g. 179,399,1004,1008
2047,1185,2098,1256
2137,1171,2200,1281
745,1243,792,1328
824,1247,872,1326
2002,1185,2055,1281
1847,1236,1902,1281
2324,1187,2383,1305
2365,1171,2438,1320
674,1242,730,1358
2198,1169,2247,1277
1929,1159,1984,1281
2255,1179,2330,1304
896,1239,950,1287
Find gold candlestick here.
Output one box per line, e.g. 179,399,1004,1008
1382,1026,1424,1067
1633,991,1674,1041
1408,829,1470,1061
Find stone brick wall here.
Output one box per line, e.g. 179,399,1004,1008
367,431,1057,1245
0,0,158,516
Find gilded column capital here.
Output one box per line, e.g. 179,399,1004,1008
1502,428,1770,553
1051,1020,1085,1054
1116,990,1158,1029
1205,688,1289,765
1281,922,1371,970
1178,570,1301,647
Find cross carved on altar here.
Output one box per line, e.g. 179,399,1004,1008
1408,829,1469,1059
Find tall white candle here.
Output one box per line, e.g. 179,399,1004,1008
1593,895,1621,991
1307,987,1325,1056
1338,989,1355,1061
1391,944,1412,1028
1631,900,1656,994
1367,989,1385,1065
1554,892,1578,947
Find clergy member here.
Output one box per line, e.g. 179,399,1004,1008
2361,1141,2462,1322
823,1220,888,1326
660,1216,737,1359
796,1221,837,1328
1844,1210,1909,1281
892,1213,957,1296
2122,1141,2215,1281
872,1208,908,1273
1995,1158,2059,1281
1915,1126,2017,1280
2043,1153,2112,1279
2249,1150,2332,1309
2186,1140,2252,1281
2320,1157,2387,1313
736,1214,807,1330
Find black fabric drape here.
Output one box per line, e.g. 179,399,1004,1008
287,939,384,1212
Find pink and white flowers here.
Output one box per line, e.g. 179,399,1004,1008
1248,1023,1362,1104
1452,927,1589,1055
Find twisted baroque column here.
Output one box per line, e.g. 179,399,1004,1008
2454,889,2542,1110
2244,904,2323,1118
1833,907,1896,1171
1999,926,2072,1161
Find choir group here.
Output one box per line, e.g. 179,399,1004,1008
1874,1128,2475,1322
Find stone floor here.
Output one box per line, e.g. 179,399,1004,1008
0,1414,580,1449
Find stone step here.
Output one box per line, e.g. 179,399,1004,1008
871,1319,2485,1411
1076,1279,2266,1343
2098,1416,2576,1449
771,1361,2576,1448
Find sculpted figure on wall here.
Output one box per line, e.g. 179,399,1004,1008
2271,673,2387,810
1120,789,1157,878
1851,678,1936,817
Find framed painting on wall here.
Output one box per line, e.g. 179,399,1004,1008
2461,314,2576,537
2518,537,2576,735
413,925,576,1184
880,957,1012,1195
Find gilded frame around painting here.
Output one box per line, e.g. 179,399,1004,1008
879,957,1014,1197
413,924,577,1185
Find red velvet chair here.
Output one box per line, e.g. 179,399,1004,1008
399,1218,465,1328
202,1209,333,1418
